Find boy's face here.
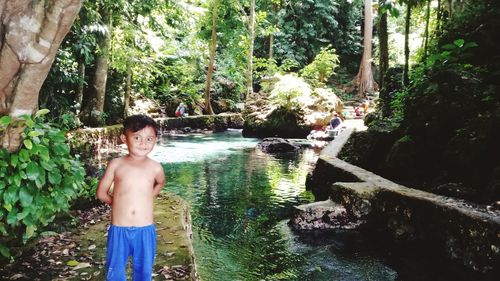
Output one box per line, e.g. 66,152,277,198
121,126,157,157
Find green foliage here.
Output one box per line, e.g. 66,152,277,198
0,110,91,259
426,39,478,68
255,0,362,73
300,45,340,86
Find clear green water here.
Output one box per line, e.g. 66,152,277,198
150,131,397,281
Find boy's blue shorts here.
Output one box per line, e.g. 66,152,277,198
106,224,156,281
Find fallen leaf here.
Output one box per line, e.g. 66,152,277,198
88,244,96,250
67,260,79,267
74,262,91,270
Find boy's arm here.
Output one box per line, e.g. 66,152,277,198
96,159,118,205
152,163,166,197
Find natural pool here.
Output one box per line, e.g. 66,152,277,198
149,130,399,281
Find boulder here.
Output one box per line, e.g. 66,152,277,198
256,138,299,153
289,199,363,230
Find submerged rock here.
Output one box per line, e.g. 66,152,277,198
289,199,363,230
257,137,300,153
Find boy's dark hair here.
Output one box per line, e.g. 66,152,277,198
123,115,158,136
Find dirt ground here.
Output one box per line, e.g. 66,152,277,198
0,193,196,281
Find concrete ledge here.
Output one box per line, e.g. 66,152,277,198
307,139,500,277
155,113,243,132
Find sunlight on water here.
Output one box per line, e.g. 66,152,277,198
150,131,258,163
158,131,398,281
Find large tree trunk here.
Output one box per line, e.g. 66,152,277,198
245,0,255,99
80,11,112,126
204,0,218,115
378,0,390,117
355,0,375,97
0,0,83,152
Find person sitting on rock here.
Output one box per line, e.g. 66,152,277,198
175,102,187,117
329,112,342,130
325,112,343,137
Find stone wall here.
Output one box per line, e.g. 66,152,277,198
306,133,500,279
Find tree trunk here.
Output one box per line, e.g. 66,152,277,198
355,0,375,97
124,60,132,118
378,0,390,117
403,1,411,86
80,11,112,126
76,58,85,114
0,0,83,152
246,0,255,99
436,0,442,35
268,3,278,60
204,0,218,115
422,0,431,62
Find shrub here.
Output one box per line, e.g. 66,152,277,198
0,109,91,259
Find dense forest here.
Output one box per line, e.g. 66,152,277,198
0,0,498,264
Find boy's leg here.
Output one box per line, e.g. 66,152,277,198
131,225,157,281
106,225,130,281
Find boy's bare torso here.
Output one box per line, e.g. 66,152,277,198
109,156,161,226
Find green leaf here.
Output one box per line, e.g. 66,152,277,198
67,260,80,267
19,188,34,206
40,231,58,237
40,161,55,171
10,154,18,167
38,146,50,161
0,116,12,126
26,162,40,180
23,139,33,150
13,174,21,187
3,185,18,205
0,223,7,235
3,204,12,212
442,44,456,50
25,118,34,128
0,243,10,258
35,109,50,118
17,210,29,220
35,175,46,189
25,225,36,239
19,149,29,162
464,42,479,49
53,143,70,155
48,171,62,185
453,38,465,48
28,130,42,137
7,209,18,224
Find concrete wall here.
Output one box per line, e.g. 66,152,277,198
306,128,500,278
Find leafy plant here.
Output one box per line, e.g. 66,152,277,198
300,45,340,86
426,39,478,68
0,110,90,259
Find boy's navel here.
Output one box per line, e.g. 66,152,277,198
132,210,135,215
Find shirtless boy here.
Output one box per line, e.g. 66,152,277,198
96,114,165,281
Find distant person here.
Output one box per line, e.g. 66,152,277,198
175,102,187,117
96,115,166,280
354,106,361,117
363,99,370,114
329,112,342,130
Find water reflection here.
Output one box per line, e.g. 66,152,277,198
156,132,396,280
